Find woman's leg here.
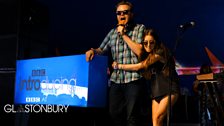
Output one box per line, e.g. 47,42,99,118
152,94,179,126
152,99,160,126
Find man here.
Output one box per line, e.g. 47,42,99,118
85,1,147,126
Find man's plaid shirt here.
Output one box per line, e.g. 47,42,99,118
99,24,145,84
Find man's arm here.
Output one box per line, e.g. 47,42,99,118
122,34,142,57
86,29,114,62
85,48,103,62
117,25,144,57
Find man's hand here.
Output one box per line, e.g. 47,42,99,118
117,25,125,36
85,49,94,62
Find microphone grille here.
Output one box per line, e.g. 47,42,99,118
190,21,195,26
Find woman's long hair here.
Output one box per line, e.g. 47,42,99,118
140,28,174,78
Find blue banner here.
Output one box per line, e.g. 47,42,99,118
14,54,108,107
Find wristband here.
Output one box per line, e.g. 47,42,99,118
90,48,97,54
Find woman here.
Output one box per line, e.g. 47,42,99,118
112,28,180,126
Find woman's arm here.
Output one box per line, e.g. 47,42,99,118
112,53,163,80
146,53,165,65
112,61,143,71
113,53,164,71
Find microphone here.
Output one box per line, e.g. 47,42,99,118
179,21,195,30
117,19,127,37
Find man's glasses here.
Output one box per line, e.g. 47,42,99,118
116,10,130,15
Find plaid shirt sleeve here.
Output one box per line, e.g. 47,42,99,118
136,24,145,44
99,29,115,53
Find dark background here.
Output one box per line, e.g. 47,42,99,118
1,0,224,66
17,0,224,66
0,0,224,125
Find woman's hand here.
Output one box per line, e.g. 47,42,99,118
112,61,119,69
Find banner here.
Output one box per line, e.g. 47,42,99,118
14,54,108,108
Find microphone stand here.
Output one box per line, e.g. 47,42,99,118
167,27,185,126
